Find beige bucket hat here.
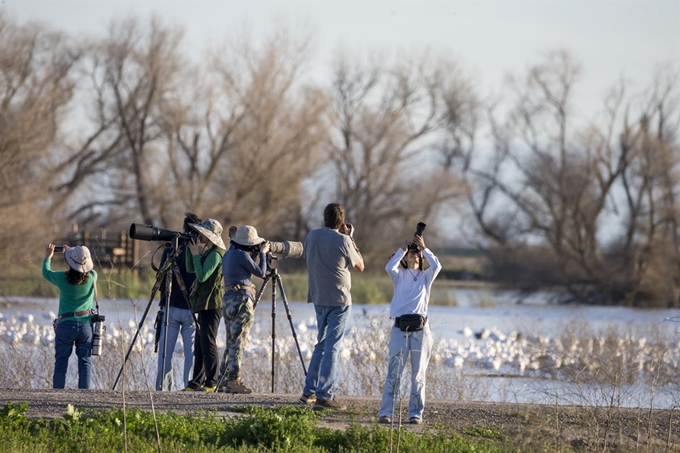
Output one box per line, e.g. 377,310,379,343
65,246,94,273
232,225,265,246
188,218,226,249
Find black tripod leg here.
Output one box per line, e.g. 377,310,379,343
275,274,308,376
252,273,271,311
112,267,166,390
270,275,277,393
159,276,172,391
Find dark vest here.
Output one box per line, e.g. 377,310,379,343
190,247,224,313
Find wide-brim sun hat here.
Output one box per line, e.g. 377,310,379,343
232,225,265,246
188,218,226,249
64,246,94,273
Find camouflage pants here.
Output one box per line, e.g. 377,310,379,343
220,293,255,381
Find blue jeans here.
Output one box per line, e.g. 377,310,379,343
303,304,351,401
156,307,196,391
53,321,93,389
378,324,433,419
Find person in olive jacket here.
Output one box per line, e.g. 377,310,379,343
183,218,226,392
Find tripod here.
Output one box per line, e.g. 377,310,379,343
112,238,197,391
216,256,307,393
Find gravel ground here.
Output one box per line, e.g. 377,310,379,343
1,388,679,451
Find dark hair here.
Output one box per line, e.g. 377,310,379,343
231,240,259,253
66,268,90,285
183,212,202,231
324,203,345,229
400,252,424,271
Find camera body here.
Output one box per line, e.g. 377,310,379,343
408,222,427,253
53,245,65,253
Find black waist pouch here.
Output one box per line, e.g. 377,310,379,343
395,314,427,332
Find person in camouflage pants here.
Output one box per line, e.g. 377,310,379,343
218,225,270,393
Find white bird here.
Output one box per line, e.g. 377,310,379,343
18,313,34,323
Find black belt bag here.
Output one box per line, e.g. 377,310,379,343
395,314,427,332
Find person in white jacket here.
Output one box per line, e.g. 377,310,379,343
378,234,442,425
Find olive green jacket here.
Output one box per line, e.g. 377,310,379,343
186,245,224,313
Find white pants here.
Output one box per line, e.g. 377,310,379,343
378,323,433,420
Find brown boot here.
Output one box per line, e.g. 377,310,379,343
225,378,253,394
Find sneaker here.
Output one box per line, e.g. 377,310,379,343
300,393,316,404
409,416,422,425
378,416,391,424
313,397,346,411
182,384,201,392
195,386,216,392
224,379,253,394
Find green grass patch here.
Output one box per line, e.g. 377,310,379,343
1,264,496,306
0,403,512,453
461,425,503,439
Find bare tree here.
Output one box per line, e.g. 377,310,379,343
612,71,680,305
326,50,474,261
458,50,680,305
0,13,80,265
52,15,187,228
163,26,330,240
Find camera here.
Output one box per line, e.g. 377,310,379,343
408,222,427,253
53,245,65,253
129,223,197,243
92,314,106,356
343,223,354,236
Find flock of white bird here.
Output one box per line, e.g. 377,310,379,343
1,308,677,387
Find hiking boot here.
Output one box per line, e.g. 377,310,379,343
378,416,391,424
409,416,422,425
313,397,346,411
299,393,316,404
224,379,253,394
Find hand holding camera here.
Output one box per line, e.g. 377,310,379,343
341,223,354,238
411,235,426,251
407,222,427,253
260,240,271,254
188,237,202,255
45,244,68,259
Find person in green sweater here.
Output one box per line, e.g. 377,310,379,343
42,244,97,389
183,218,226,392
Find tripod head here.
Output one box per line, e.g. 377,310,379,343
150,238,185,273
266,252,280,269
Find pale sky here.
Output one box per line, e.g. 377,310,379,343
5,0,679,118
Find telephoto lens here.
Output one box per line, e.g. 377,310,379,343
92,314,106,356
268,241,304,259
408,222,427,253
129,223,195,243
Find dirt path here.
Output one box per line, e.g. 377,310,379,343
1,388,679,451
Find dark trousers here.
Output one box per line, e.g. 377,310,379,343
189,309,221,388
